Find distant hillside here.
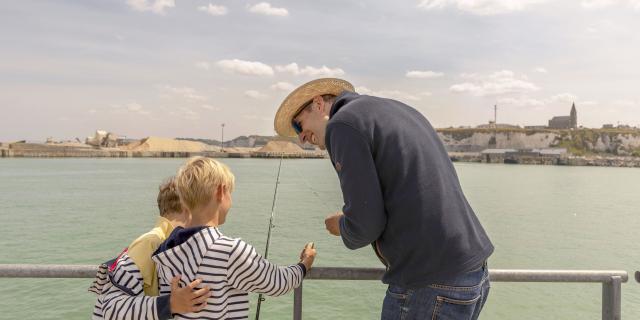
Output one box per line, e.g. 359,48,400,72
437,128,640,156
178,135,317,150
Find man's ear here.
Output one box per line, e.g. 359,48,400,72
312,95,324,112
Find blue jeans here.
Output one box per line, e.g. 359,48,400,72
381,262,490,320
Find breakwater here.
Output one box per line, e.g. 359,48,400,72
0,143,326,159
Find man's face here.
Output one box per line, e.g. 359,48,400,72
292,98,329,149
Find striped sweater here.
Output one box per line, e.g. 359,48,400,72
151,226,306,320
90,249,170,320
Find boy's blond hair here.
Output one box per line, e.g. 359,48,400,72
175,156,235,211
157,177,183,217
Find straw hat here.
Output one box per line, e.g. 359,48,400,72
274,78,355,137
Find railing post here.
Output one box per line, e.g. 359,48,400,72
293,283,302,320
602,276,622,320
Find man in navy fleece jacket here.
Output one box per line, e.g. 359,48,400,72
274,78,494,320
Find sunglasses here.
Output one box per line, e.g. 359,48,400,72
291,102,313,134
292,119,303,134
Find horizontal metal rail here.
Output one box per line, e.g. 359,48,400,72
0,264,97,278
298,267,627,320
0,265,628,320
304,267,628,282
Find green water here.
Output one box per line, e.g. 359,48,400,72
1,158,639,319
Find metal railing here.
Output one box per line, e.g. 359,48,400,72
0,265,628,320
0,264,97,278
297,268,628,320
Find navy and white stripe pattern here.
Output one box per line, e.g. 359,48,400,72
88,262,110,295
152,227,304,320
92,253,161,320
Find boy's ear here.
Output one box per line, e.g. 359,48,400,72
215,184,225,202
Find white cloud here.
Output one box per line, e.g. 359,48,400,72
584,19,627,36
497,97,544,107
275,63,299,74
127,103,142,111
417,0,548,15
270,82,295,91
581,0,617,9
498,94,595,109
551,93,578,103
244,90,269,99
582,0,640,9
161,85,208,101
216,59,274,76
198,3,228,16
126,0,175,15
248,2,289,16
179,107,199,120
200,104,220,111
406,70,444,78
450,70,539,96
460,73,480,79
580,101,598,106
195,61,211,70
356,86,423,102
122,102,151,115
533,67,548,73
275,63,345,77
612,99,639,107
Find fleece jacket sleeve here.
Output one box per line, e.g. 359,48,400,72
326,121,387,250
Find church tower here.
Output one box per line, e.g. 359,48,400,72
570,102,577,129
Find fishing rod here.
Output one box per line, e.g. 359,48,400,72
255,155,283,320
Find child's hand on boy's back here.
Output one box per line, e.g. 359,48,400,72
299,242,317,271
169,276,211,314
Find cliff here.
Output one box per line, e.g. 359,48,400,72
438,128,640,156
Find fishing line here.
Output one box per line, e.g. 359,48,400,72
290,162,342,213
254,155,283,320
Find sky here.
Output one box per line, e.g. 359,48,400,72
1,0,639,141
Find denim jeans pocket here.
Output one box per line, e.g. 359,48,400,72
431,294,482,320
428,269,487,320
386,285,410,299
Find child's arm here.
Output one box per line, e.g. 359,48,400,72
226,240,316,297
98,253,209,320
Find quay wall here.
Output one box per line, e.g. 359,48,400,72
1,143,326,159
450,152,640,168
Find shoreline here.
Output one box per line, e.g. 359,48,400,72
449,152,640,168
0,143,326,159
3,143,640,167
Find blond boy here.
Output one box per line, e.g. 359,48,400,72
151,156,316,319
91,178,209,320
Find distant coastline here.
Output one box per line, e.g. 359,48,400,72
3,128,640,167
448,152,640,168
0,136,326,159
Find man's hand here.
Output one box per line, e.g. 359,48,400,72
169,276,211,314
324,211,343,236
